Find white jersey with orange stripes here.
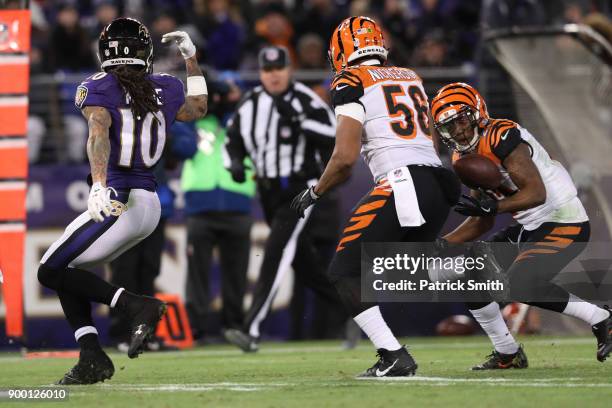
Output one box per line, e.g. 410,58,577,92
330,63,442,181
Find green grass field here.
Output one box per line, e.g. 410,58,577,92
1,336,612,407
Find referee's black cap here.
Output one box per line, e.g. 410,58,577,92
258,46,290,70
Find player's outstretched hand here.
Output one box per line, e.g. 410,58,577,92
161,31,196,59
88,182,113,222
454,194,498,217
291,186,320,218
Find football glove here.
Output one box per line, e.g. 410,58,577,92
229,160,246,183
291,186,320,218
454,194,498,217
88,182,114,222
161,31,196,59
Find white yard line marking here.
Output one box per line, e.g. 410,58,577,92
357,376,581,382
99,383,291,387
94,382,292,393
355,376,612,387
85,378,612,391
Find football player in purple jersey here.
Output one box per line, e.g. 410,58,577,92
37,17,207,384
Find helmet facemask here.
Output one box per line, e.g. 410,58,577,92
327,47,342,74
435,106,481,153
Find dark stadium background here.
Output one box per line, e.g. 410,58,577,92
1,0,611,349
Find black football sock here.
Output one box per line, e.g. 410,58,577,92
60,267,120,306
77,333,102,352
334,277,377,317
58,290,94,330
58,290,103,351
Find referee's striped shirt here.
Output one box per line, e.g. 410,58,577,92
226,81,336,179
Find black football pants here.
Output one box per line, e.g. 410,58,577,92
467,221,590,312
329,165,460,317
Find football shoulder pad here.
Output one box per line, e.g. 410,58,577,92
330,67,365,109
483,119,522,161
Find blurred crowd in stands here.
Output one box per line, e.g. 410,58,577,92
21,0,611,76
3,0,610,163
27,0,481,75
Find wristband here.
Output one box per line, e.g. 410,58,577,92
187,76,208,96
309,186,320,200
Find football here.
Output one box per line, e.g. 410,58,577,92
435,314,478,336
453,153,502,190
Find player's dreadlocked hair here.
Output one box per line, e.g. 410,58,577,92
109,65,159,120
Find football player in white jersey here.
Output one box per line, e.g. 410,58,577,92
432,82,612,369
292,16,461,377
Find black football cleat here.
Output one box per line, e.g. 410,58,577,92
126,296,167,359
223,329,259,353
57,349,115,385
472,345,528,370
592,306,612,362
358,346,417,378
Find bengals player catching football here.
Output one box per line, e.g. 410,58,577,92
432,82,612,369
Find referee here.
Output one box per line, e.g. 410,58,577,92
224,46,340,351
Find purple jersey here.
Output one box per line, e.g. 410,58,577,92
75,71,185,191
